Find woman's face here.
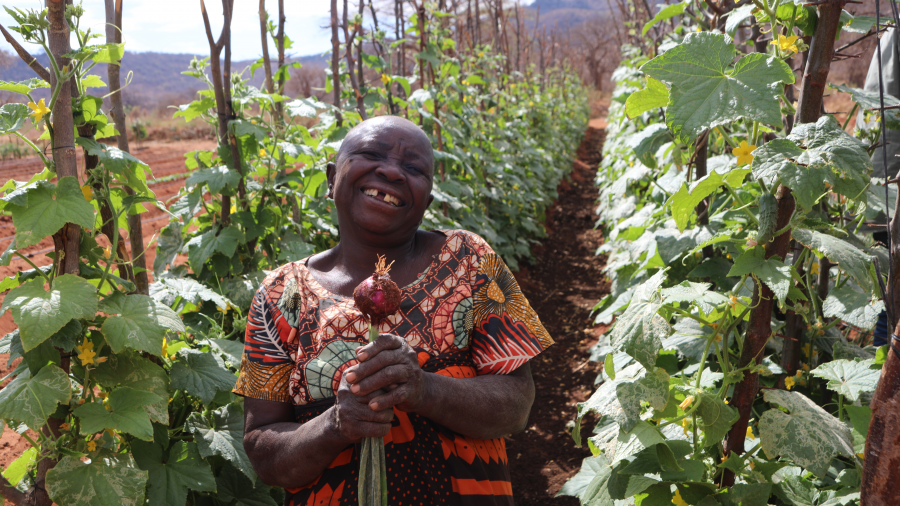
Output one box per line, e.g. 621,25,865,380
327,117,435,244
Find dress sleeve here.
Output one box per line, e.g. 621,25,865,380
468,246,554,375
233,284,294,403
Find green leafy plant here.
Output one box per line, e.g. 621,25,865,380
561,2,886,505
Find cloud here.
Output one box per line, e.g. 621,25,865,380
0,0,332,60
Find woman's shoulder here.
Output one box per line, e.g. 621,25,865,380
438,229,496,258
257,256,317,293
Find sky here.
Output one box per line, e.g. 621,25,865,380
0,0,335,61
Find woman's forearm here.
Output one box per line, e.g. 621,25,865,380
413,364,535,440
244,406,350,489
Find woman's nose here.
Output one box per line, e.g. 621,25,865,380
374,161,406,183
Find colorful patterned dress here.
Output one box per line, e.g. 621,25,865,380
233,230,553,506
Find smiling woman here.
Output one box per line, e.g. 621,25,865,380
235,117,554,506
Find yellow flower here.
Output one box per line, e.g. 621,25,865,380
785,375,795,390
802,343,811,357
251,119,257,125
60,422,70,431
732,140,757,166
771,34,800,54
857,452,865,459
749,460,755,469
102,246,112,260
809,261,820,275
81,185,92,201
97,391,107,400
161,337,168,357
259,148,267,157
478,52,484,57
488,107,496,114
28,98,51,123
381,73,391,85
463,96,467,103
673,488,689,506
746,427,755,439
679,395,695,410
682,418,690,436
724,398,729,404
77,337,96,366
801,363,810,371
87,440,97,452
529,101,534,107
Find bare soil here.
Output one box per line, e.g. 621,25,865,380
507,125,610,505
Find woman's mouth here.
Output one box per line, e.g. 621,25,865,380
362,188,405,207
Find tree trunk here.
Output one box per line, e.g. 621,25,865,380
105,0,148,294
862,2,900,502
330,0,343,126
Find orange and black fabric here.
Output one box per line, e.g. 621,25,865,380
233,230,553,506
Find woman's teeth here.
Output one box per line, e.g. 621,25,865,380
363,188,402,207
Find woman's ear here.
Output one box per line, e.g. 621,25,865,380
326,162,336,199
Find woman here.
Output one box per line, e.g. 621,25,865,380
234,116,554,505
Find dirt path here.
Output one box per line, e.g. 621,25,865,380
507,125,609,505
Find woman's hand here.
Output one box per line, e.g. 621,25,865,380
332,375,394,444
343,333,430,413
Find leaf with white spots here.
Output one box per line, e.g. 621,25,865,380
46,454,147,506
661,281,729,314
810,359,880,403
184,403,255,481
0,364,71,430
577,363,670,433
609,271,672,370
759,389,854,477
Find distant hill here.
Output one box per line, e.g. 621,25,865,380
0,51,327,109
526,0,610,29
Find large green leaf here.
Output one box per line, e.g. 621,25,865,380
556,454,615,505
727,246,792,303
46,454,147,506
641,32,794,141
822,285,884,330
99,292,184,356
0,274,97,351
668,166,749,232
577,363,669,433
132,440,217,506
696,392,739,447
627,123,670,168
0,365,71,430
150,277,236,311
10,176,96,248
0,78,49,95
751,138,829,213
608,271,672,370
625,77,669,119
216,462,278,506
0,103,28,134
642,0,689,35
187,225,244,268
186,166,241,195
73,387,162,441
661,281,729,314
792,229,871,291
830,83,900,130
788,115,872,200
170,349,237,404
93,352,170,425
810,359,880,402
758,389,854,477
185,403,255,480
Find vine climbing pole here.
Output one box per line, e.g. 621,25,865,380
721,0,846,487
105,0,149,295
862,0,900,502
